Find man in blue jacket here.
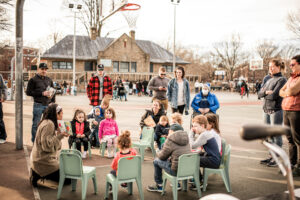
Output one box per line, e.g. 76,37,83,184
191,83,220,115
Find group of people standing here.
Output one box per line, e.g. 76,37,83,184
258,56,300,176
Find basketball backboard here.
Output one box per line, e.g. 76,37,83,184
100,0,128,23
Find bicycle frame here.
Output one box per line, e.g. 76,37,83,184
263,141,295,200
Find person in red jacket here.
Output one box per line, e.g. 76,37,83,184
87,64,112,107
110,130,137,188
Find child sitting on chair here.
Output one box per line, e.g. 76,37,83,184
99,107,119,158
87,100,109,147
69,109,91,158
170,112,183,126
110,130,137,188
188,115,221,189
154,116,170,150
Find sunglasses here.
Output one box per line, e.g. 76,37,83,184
160,73,166,76
290,64,296,67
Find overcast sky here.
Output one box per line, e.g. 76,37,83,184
5,0,300,51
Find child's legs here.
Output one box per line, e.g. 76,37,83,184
81,137,89,151
75,138,82,152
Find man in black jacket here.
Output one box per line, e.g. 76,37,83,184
0,74,7,144
26,63,55,143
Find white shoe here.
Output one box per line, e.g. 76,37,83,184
82,151,87,158
0,139,6,144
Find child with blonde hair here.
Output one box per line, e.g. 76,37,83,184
170,112,183,126
99,107,119,158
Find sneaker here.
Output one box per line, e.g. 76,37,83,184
82,151,87,159
267,160,278,167
147,184,163,192
121,183,128,188
29,169,39,187
0,139,6,144
260,158,272,165
170,183,182,190
189,182,204,191
188,178,195,184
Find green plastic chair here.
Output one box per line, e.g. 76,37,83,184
99,141,119,157
202,144,232,193
132,126,156,161
161,153,202,200
57,149,98,200
71,141,92,158
104,156,144,200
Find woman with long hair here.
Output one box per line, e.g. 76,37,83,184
30,103,70,187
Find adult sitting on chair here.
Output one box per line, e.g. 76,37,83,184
147,124,191,192
30,104,70,187
191,83,220,118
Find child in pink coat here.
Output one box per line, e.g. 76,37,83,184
99,107,119,158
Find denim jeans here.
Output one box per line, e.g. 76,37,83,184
31,102,47,143
89,129,100,146
263,110,283,147
154,158,176,184
0,102,7,140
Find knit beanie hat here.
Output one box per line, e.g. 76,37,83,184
170,123,184,132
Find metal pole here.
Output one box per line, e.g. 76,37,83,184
10,56,15,100
72,12,76,95
15,0,25,150
173,4,176,71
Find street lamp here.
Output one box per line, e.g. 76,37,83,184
69,3,82,95
171,0,180,72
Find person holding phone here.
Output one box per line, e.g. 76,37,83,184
148,67,170,111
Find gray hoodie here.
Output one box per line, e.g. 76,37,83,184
157,130,191,172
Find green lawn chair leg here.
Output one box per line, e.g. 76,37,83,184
112,183,119,200
182,180,187,191
57,176,65,199
92,175,98,194
72,142,76,150
88,142,92,158
81,176,88,200
71,179,77,191
100,142,107,157
150,145,156,158
127,182,133,195
194,175,202,198
136,179,144,200
139,147,145,161
171,179,178,200
104,181,110,199
161,176,167,196
202,169,209,192
221,169,231,193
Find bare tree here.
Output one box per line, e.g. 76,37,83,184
211,34,247,80
0,0,12,32
287,10,300,39
256,40,282,73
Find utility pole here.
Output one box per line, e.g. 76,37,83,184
15,0,25,150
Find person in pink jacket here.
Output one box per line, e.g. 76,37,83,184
99,107,119,158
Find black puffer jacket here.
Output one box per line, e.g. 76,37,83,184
258,72,287,113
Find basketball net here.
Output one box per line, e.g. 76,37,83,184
121,3,141,30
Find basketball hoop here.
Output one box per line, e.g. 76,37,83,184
120,3,141,30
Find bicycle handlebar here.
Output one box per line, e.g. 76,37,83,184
240,124,290,141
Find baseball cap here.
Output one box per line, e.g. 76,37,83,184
39,63,48,69
97,64,104,71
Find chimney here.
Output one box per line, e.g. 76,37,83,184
90,27,97,40
129,30,135,40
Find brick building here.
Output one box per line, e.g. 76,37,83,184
0,46,39,80
37,31,197,90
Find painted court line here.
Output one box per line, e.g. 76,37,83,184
24,145,41,200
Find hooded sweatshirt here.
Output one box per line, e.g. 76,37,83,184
157,130,191,172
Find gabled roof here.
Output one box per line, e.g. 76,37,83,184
42,35,188,64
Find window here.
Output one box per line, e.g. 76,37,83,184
164,65,173,72
120,62,129,72
84,61,93,71
131,62,137,72
52,61,73,70
67,62,73,69
52,62,59,69
113,61,119,72
150,63,153,73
